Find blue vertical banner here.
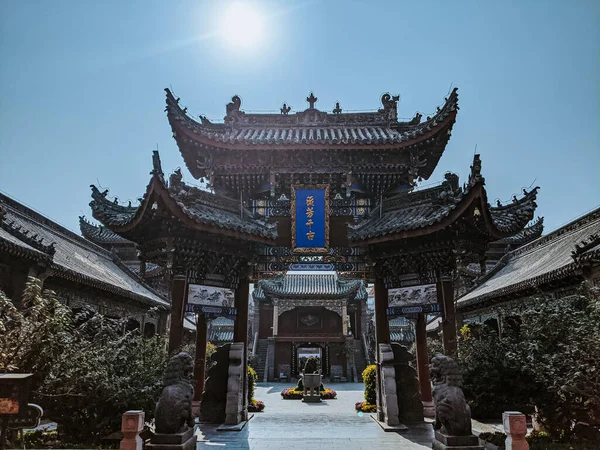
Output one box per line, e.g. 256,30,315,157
292,186,329,253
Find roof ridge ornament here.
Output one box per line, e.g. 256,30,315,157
332,102,342,114
151,150,166,185
379,93,400,120
468,154,485,187
306,92,318,109
280,103,291,115
225,95,244,124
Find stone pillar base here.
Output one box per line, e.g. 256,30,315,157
146,427,196,450
423,401,435,418
432,431,483,450
224,342,246,425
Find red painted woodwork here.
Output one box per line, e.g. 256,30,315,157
258,304,273,339
415,313,432,403
168,275,187,354
193,314,207,401
277,307,342,337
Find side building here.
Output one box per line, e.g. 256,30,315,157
0,192,169,335
457,208,600,329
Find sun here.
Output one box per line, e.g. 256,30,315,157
221,2,264,49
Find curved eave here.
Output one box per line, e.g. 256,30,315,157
259,283,362,300
0,234,51,262
498,217,544,245
91,177,276,245
79,216,131,245
456,262,583,310
483,187,539,236
261,291,361,301
165,88,458,180
49,262,169,309
350,184,538,245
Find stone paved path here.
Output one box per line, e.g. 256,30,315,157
196,382,434,449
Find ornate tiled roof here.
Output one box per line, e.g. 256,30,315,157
390,329,415,342
166,88,457,147
79,216,131,245
207,317,235,342
0,193,169,308
166,88,459,181
349,156,539,242
89,152,277,243
253,273,367,301
457,208,600,308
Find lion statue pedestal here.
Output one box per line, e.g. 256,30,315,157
430,355,483,450
147,352,197,450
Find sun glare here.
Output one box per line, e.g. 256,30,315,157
221,2,264,49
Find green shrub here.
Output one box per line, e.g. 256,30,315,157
362,364,377,405
247,366,258,404
0,278,169,444
479,432,506,447
458,325,533,419
457,286,600,441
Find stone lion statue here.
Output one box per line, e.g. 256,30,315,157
430,355,472,436
155,352,195,434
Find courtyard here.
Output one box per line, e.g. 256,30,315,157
196,383,435,450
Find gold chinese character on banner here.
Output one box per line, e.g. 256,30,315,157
306,231,315,240
306,196,314,207
306,219,314,227
306,206,314,218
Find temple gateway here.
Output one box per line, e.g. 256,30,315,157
89,87,539,426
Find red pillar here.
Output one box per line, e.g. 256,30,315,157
234,277,250,343
193,314,208,401
437,275,457,356
168,274,187,354
415,313,432,403
374,277,390,422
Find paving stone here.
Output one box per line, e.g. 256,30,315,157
197,382,434,449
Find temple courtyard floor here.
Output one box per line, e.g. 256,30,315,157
196,382,436,450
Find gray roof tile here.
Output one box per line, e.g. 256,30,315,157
90,178,277,240
458,208,600,307
254,273,367,301
349,179,539,241
0,193,168,308
165,88,459,148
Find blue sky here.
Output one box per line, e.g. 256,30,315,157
1,0,598,235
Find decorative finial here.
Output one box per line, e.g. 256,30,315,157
151,150,165,185
280,103,291,115
199,115,212,125
226,95,242,117
306,92,318,109
497,200,502,207
468,154,484,186
380,93,400,112
332,102,342,114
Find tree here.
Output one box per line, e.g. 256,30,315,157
0,278,169,444
457,285,600,441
